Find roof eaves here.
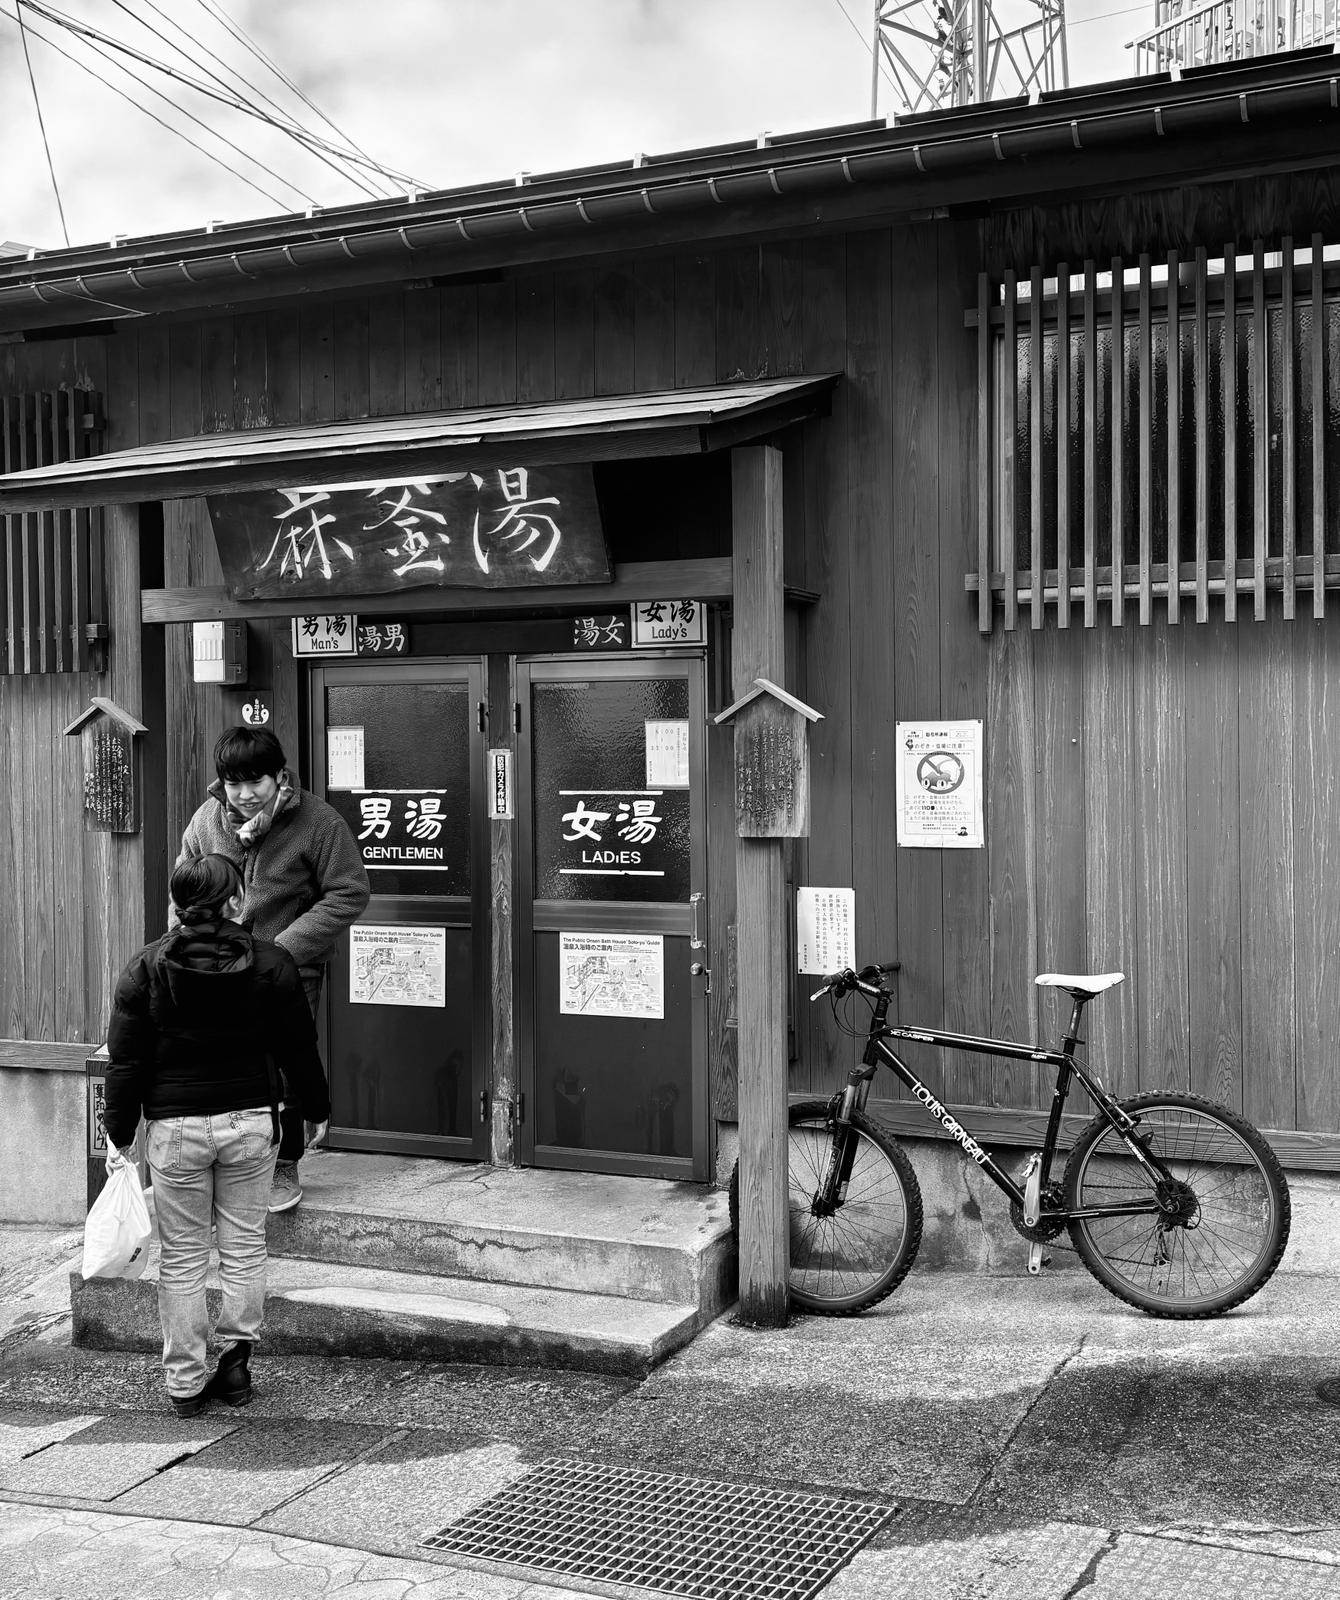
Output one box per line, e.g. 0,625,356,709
1,49,1337,328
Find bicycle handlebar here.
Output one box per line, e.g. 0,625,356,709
809,961,900,1002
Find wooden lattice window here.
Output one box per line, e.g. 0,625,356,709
1,390,106,672
969,237,1338,630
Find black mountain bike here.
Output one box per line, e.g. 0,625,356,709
730,964,1291,1319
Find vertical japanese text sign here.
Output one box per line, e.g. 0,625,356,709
62,697,149,834
713,678,823,839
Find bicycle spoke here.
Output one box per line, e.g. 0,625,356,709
1067,1099,1285,1314
786,1115,913,1305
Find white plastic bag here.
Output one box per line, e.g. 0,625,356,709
82,1161,152,1280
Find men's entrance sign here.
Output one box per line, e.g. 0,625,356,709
207,466,610,601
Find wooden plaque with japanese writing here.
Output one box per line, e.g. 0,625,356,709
207,466,610,601
732,699,810,838
81,724,140,834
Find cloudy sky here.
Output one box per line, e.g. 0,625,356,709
2,0,1149,252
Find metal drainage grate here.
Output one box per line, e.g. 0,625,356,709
422,1458,894,1600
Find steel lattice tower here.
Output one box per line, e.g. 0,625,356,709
872,0,1070,117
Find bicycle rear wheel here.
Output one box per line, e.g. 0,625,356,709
1063,1092,1290,1319
729,1098,923,1315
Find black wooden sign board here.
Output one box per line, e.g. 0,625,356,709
571,613,630,651
207,466,611,602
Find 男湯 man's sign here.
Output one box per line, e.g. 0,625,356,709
207,466,610,601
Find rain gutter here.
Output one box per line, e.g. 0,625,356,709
1,51,1337,333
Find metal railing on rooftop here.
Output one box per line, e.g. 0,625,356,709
1130,0,1338,74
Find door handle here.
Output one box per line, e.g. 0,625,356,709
690,891,705,951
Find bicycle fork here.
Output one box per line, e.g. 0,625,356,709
810,1077,871,1216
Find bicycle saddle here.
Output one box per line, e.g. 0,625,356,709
1034,971,1125,998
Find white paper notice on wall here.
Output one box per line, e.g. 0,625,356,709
349,924,445,1007
645,720,689,788
327,726,366,791
796,887,856,975
896,720,984,849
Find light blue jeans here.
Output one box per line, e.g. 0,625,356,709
145,1108,278,1398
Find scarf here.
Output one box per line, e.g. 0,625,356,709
224,768,296,848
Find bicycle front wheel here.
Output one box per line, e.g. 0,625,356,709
729,1098,923,1315
1063,1092,1290,1319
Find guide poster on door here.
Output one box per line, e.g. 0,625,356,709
558,932,664,1019
796,887,856,975
349,924,446,1007
896,720,985,849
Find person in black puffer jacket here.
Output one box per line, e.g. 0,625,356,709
105,853,330,1418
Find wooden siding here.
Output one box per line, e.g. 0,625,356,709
2,201,1340,1152
0,337,149,1045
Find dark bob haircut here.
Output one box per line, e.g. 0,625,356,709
214,726,286,784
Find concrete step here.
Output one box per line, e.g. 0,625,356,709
264,1152,736,1314
70,1250,707,1377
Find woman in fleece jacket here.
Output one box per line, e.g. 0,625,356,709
174,725,369,1213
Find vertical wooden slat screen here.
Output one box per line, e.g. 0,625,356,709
1029,265,1043,628
17,394,36,673
1166,249,1181,624
1252,238,1268,621
1312,235,1326,620
0,389,104,675
975,238,1333,630
1056,261,1071,629
1194,247,1210,623
1083,260,1098,627
1137,254,1152,625
977,272,992,634
1281,237,1296,621
1223,243,1238,623
1110,257,1124,625
1,396,17,673
1002,270,1018,631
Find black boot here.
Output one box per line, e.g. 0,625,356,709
206,1340,253,1407
170,1388,210,1419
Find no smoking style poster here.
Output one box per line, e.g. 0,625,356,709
896,721,984,849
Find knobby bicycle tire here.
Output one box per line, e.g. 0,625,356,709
1063,1091,1290,1319
729,1098,924,1315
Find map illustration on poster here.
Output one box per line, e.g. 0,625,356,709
350,925,446,1007
558,932,664,1019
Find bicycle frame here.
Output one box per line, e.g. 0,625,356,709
833,982,1173,1223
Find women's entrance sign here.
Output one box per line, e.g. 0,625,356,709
896,721,985,848
207,466,609,601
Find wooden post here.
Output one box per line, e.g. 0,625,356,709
731,445,788,1326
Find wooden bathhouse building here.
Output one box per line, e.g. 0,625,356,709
3,47,1340,1315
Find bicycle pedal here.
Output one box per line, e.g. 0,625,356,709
1027,1240,1046,1276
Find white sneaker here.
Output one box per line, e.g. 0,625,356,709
268,1161,302,1213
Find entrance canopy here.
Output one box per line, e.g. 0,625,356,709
0,375,837,514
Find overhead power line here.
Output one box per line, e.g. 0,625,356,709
15,1,69,245
193,0,395,190
20,0,428,195
2,5,302,213
105,0,394,200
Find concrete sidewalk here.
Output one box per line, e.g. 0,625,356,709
1,1224,1339,1597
